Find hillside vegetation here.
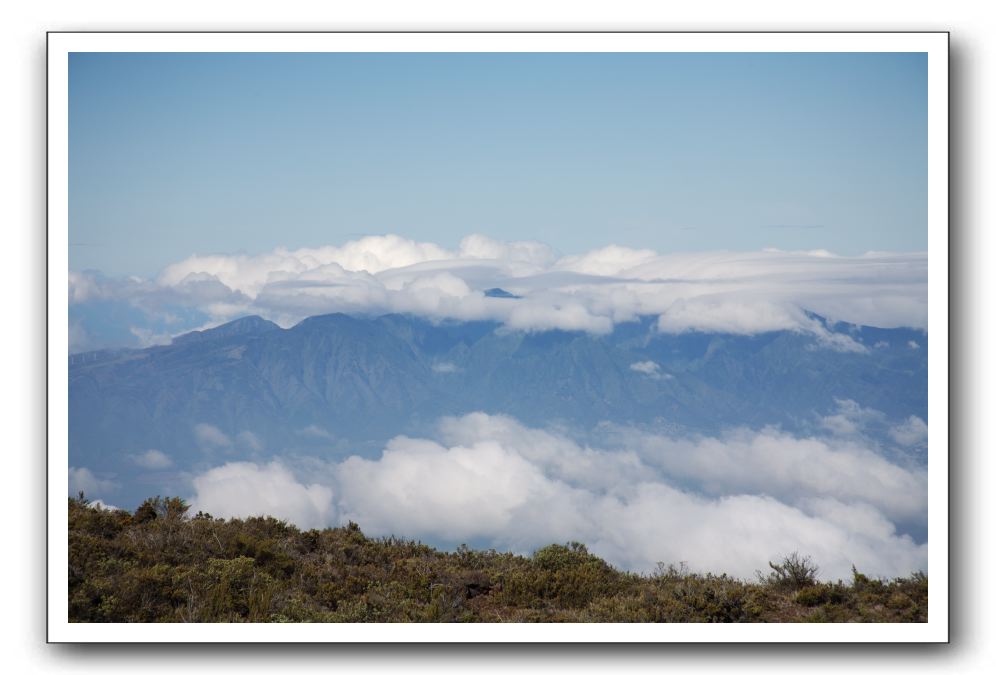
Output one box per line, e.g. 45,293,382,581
69,495,927,623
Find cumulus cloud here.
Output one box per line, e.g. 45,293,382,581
189,461,335,530
336,436,564,543
629,360,660,375
602,423,926,525
187,413,927,580
556,244,658,276
129,449,173,469
69,466,117,497
70,234,927,344
820,399,886,436
890,416,928,447
193,423,232,451
591,488,924,583
629,360,670,380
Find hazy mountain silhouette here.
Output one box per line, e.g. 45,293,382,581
69,312,927,507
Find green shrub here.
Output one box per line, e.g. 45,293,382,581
202,557,275,621
67,496,928,624
763,552,819,590
795,583,850,607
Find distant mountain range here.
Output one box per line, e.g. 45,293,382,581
69,309,927,508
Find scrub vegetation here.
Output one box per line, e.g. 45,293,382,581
68,495,927,623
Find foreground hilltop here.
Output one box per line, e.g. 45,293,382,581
69,495,928,623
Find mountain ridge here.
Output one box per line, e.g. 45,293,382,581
69,311,927,509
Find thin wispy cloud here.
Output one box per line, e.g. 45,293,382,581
298,425,335,441
128,449,173,469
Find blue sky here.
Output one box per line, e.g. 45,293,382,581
69,52,926,278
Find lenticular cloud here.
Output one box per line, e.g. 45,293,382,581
70,233,927,339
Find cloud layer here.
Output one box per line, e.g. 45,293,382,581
187,413,927,581
70,234,927,346
190,461,334,530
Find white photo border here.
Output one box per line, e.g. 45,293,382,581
47,31,949,643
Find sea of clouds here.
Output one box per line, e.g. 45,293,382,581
69,234,927,351
168,407,928,582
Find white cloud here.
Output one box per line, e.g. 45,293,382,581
503,300,614,334
819,399,885,436
71,235,927,343
129,449,173,469
435,413,646,495
339,415,925,579
890,416,928,447
629,360,659,375
69,270,111,303
657,299,867,352
555,244,658,276
629,360,670,380
189,461,335,530
193,423,232,451
88,499,121,511
657,297,805,335
432,362,462,374
159,235,443,292
608,424,926,525
820,414,858,436
188,413,927,580
336,436,561,543
69,466,117,497
908,340,921,350
592,488,924,582
457,233,556,265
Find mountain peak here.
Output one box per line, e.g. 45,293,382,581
484,287,521,299
292,313,364,331
172,315,280,345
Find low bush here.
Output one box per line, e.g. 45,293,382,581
795,583,850,607
68,495,928,623
763,552,820,590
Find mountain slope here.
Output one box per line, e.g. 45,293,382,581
69,312,928,507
